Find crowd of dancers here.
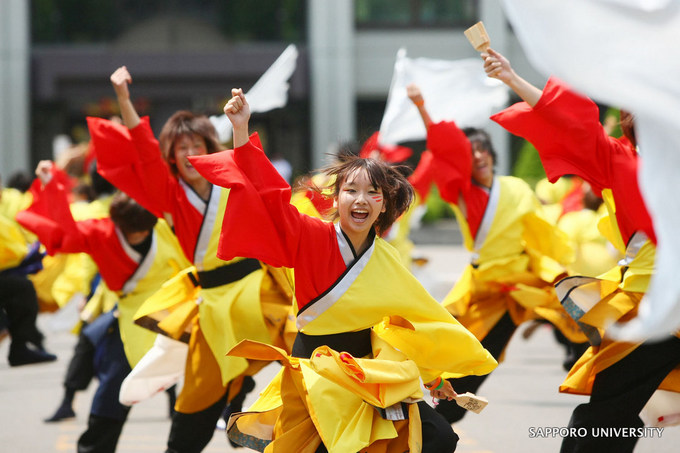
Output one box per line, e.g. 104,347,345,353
1,47,678,453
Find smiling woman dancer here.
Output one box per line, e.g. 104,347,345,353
86,67,292,453
186,89,497,453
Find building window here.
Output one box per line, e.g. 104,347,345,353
355,0,477,28
31,0,306,44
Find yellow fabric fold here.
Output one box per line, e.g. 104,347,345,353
0,213,29,270
175,320,226,413
445,267,585,344
227,338,425,453
133,266,200,341
133,262,292,411
80,279,118,325
309,345,422,408
28,253,66,311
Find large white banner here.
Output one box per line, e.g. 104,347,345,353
378,49,509,146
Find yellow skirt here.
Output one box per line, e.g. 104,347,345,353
444,265,586,345
560,289,680,396
226,338,425,453
133,265,293,413
28,254,67,312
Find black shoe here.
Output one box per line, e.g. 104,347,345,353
44,405,76,423
8,342,57,367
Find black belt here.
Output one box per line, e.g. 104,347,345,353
194,258,261,289
291,328,372,359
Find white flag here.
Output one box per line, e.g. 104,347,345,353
378,48,509,146
499,0,680,341
210,44,299,143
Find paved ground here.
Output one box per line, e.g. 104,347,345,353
1,242,678,452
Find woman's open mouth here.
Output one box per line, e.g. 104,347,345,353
351,209,369,221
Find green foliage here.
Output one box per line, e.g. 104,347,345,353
421,186,454,224
512,139,545,189
604,107,622,137
31,0,306,44
216,0,305,42
32,0,119,43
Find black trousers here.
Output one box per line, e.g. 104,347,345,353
419,401,460,452
0,274,42,345
165,388,229,453
77,413,129,453
561,335,680,453
315,401,458,453
435,311,517,423
64,328,96,392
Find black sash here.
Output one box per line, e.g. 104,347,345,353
195,258,261,289
291,328,372,359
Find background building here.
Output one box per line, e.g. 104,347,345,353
1,0,547,183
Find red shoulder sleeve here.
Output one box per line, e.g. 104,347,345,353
16,177,85,255
189,133,327,268
426,121,472,204
408,150,435,202
491,77,612,192
87,116,166,216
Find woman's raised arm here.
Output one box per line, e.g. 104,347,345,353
483,48,542,108
225,88,250,148
407,83,433,129
110,66,141,130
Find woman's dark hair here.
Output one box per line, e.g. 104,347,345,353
73,182,96,202
109,191,157,235
619,110,636,148
7,171,33,193
583,187,603,212
462,127,497,164
317,156,414,235
158,111,221,177
334,140,360,162
89,160,116,197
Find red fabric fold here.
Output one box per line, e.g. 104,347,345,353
16,177,137,290
426,121,488,238
491,77,655,244
359,132,413,163
408,150,434,201
87,116,164,218
188,133,298,268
